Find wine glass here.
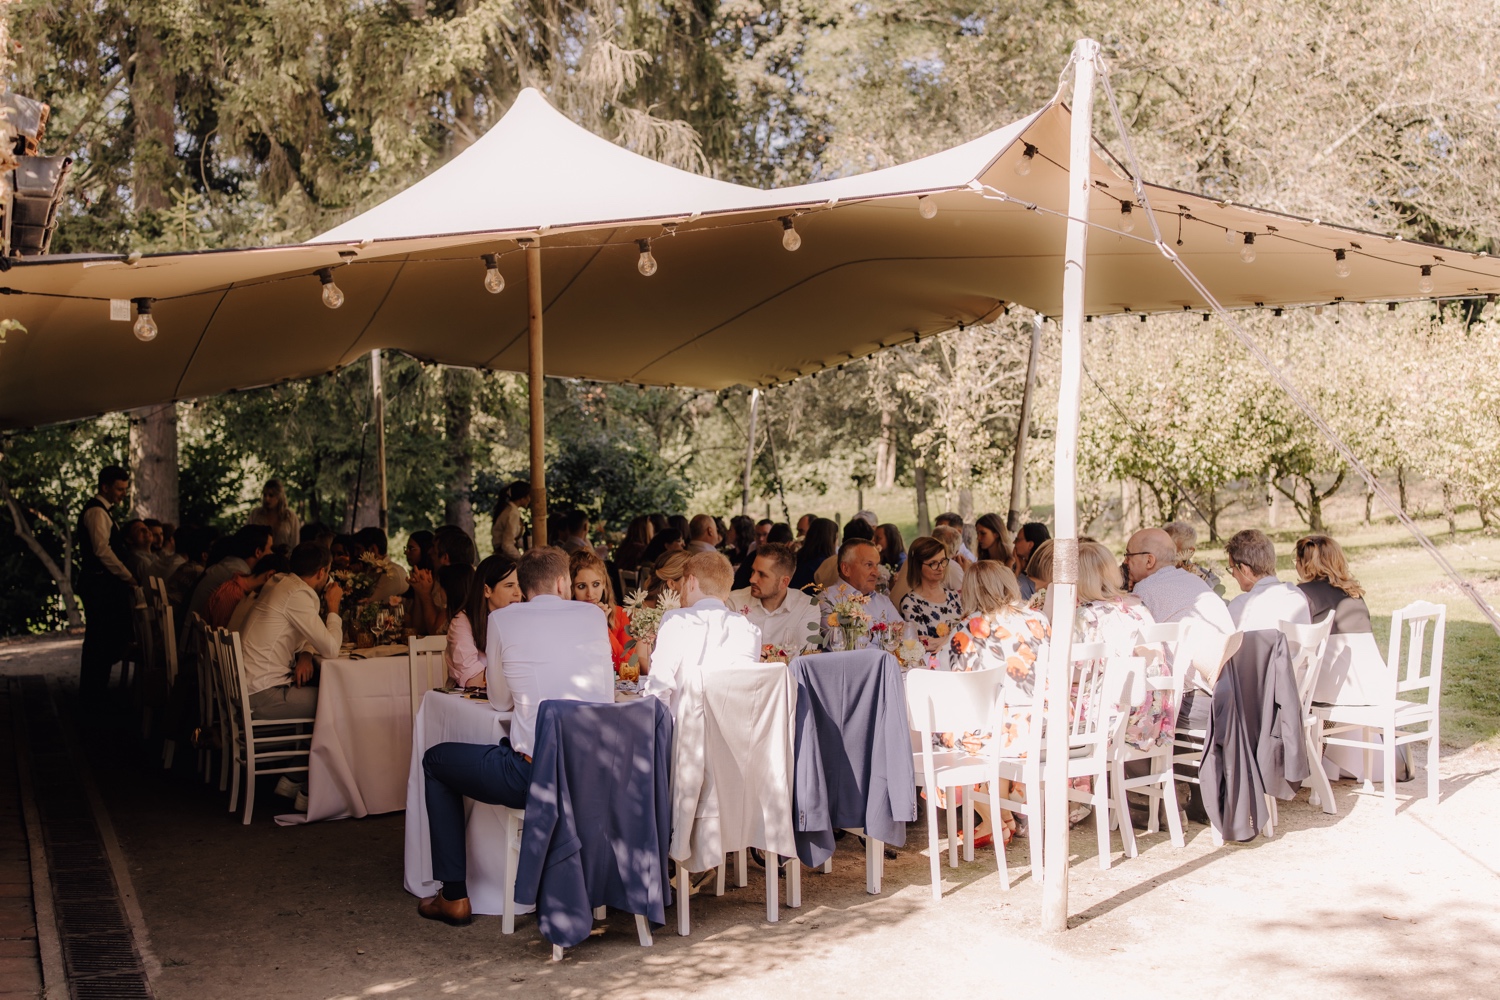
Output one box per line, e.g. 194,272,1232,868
826,627,846,652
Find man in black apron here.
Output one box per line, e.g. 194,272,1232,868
76,466,135,701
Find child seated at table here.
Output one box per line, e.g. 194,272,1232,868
642,550,761,712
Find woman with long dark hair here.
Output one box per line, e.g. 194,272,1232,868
791,517,838,591
445,555,521,687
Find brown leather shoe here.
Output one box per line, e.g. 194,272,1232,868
417,893,473,926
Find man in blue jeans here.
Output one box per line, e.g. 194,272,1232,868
418,546,615,925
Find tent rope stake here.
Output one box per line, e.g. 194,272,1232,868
1091,51,1500,637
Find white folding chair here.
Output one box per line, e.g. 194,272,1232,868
618,567,639,593
906,667,1037,897
1063,645,1143,869
1279,613,1336,816
408,634,449,718
215,629,315,825
1321,601,1445,815
150,578,182,768
1171,628,1245,848
1109,639,1187,854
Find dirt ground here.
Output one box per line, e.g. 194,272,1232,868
6,632,1498,1000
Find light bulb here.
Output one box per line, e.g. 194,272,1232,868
637,240,657,277
1225,229,1237,244
917,195,937,219
482,253,505,294
132,299,157,342
780,218,801,252
318,268,344,309
1333,249,1350,278
1240,233,1256,263
1014,143,1037,176
1418,265,1434,294
1119,201,1135,233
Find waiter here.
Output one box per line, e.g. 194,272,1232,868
76,465,135,701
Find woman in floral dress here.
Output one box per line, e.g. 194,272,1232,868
900,536,964,647
939,560,1051,846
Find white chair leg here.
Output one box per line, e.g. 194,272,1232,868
787,858,801,908
241,766,255,826
715,860,726,896
1161,769,1186,849
227,758,240,813
635,913,652,947
502,829,519,934
925,788,942,901
822,855,833,875
962,794,975,863
766,855,779,923
1362,728,1375,792
1384,725,1398,816
676,865,690,937
946,799,959,868
736,849,748,888
1112,766,1138,858
865,837,883,895
593,905,606,920
551,944,564,961
1093,781,1111,870
1306,725,1338,816
1427,730,1440,807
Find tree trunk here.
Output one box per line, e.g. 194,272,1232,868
1207,488,1221,543
1479,497,1492,533
442,367,476,537
1307,485,1324,533
1,477,82,627
128,403,179,522
1365,485,1374,526
874,409,897,488
914,461,931,536
1397,465,1408,514
130,18,176,212
1267,470,1280,529
1442,483,1456,540
1120,479,1139,535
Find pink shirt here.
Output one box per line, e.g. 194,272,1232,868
444,611,487,686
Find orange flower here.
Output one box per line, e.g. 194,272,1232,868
827,613,839,627
952,632,972,653
934,621,950,638
969,616,990,638
1027,618,1048,640
1006,655,1030,680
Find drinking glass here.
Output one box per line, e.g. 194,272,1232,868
826,628,846,652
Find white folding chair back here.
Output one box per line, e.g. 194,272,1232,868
618,568,640,593
1279,613,1338,816
1322,601,1445,815
216,628,315,825
409,634,449,717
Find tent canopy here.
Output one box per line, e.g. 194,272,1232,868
1,88,1497,429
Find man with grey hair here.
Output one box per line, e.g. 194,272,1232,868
1224,529,1310,630
818,539,902,634
1125,527,1234,635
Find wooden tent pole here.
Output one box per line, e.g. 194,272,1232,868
1041,37,1098,935
371,348,388,532
741,388,760,516
1007,313,1043,533
526,240,548,546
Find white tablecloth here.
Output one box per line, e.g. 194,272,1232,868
402,690,518,914
275,655,412,825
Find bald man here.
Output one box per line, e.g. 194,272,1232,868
1125,528,1234,635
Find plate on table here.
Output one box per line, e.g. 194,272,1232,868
349,643,409,659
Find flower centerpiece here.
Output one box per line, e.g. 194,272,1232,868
620,587,680,679
331,552,388,646
760,643,794,663
819,592,871,650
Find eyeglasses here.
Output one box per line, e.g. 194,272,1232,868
923,558,949,570
1123,551,1151,560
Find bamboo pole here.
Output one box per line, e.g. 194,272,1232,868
741,388,760,516
1007,313,1043,533
1041,37,1098,935
370,349,388,532
526,240,548,546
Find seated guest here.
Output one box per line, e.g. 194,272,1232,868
814,517,877,589
649,513,669,536
876,523,907,572
686,513,719,554
238,543,343,720
614,516,655,573
189,525,273,621
755,518,774,548
123,519,159,584
1124,528,1234,634
1294,534,1372,633
1164,521,1223,595
434,564,475,639
644,551,690,607
668,513,691,541
726,514,756,565
1225,529,1310,630
155,523,186,578
556,510,592,555
644,551,761,711
301,522,336,550
940,560,1051,846
767,522,794,545
330,534,354,570
411,526,477,635
791,517,837,591
729,542,820,659
354,526,409,602
898,536,963,647
934,511,976,562
1027,539,1054,613
570,550,630,671
974,513,1013,564
206,553,290,629
445,555,520,688
434,525,478,569
1013,521,1049,576
819,539,903,631
795,513,814,543
418,547,614,925
405,529,436,574
930,525,968,591
166,525,215,612
637,528,685,572
246,478,303,551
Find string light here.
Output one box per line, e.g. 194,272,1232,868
1225,228,1237,244
780,217,801,252
917,195,937,219
636,239,658,277
1015,143,1038,176
1240,232,1257,263
1334,248,1350,278
1273,307,1284,317
317,268,344,309
1419,264,1434,294
1388,302,1398,311
481,254,504,294
1119,200,1135,233
132,298,157,342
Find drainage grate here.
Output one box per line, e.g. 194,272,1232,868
18,677,155,1000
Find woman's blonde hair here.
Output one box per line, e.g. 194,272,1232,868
959,560,1022,616
569,549,617,612
1076,540,1125,603
1026,539,1055,586
646,550,690,602
1294,535,1365,598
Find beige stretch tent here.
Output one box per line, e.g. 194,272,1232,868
2,87,1499,429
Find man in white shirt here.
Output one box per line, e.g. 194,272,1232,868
418,547,614,926
1224,529,1311,630
730,543,820,659
819,539,903,635
646,551,762,712
1125,528,1235,635
687,513,720,554
238,543,344,721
